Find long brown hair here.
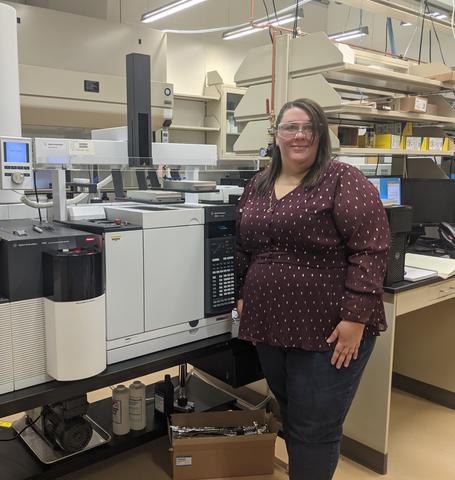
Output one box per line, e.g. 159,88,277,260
257,98,333,195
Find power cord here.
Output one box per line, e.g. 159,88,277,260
0,414,42,442
271,0,279,23
293,0,299,38
33,171,43,223
424,0,446,64
272,0,282,35
417,0,426,64
403,1,424,58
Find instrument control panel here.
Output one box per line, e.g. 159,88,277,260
0,137,33,190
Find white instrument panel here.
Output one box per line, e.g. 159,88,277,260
0,136,33,190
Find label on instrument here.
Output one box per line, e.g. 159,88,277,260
176,456,192,467
69,140,95,155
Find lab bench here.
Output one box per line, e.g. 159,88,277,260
341,276,455,474
0,334,236,480
2,277,455,478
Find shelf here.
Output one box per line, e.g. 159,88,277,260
322,63,448,95
336,148,454,156
174,92,219,102
331,82,401,100
1,375,236,480
0,334,232,418
236,32,453,95
170,125,220,132
325,105,455,126
227,132,240,136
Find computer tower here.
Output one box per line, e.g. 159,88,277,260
384,205,412,285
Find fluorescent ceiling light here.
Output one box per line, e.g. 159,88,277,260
329,26,369,42
141,0,208,24
428,11,447,19
400,20,413,26
223,11,303,40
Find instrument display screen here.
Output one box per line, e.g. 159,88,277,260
4,141,30,164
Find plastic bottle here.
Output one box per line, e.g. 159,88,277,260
129,380,146,431
112,384,130,435
154,374,174,417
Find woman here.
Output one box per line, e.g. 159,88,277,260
235,98,390,480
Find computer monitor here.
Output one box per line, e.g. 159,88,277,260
368,176,402,205
401,179,455,225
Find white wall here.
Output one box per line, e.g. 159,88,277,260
9,0,455,97
7,1,167,80
10,0,328,94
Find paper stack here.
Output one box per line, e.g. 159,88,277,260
405,253,455,280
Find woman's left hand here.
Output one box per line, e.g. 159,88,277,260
326,320,365,369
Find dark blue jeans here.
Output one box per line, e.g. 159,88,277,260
256,336,376,480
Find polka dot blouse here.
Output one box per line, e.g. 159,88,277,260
235,160,391,351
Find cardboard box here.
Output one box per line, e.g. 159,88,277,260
397,96,428,113
422,137,443,151
169,410,278,480
401,136,422,150
374,133,401,149
412,127,454,152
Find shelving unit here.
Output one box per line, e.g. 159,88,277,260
167,87,258,161
233,31,455,164
235,31,454,94
1,365,235,480
201,81,261,161
166,91,220,146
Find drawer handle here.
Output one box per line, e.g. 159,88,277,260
439,288,455,295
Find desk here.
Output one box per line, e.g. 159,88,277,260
341,276,455,474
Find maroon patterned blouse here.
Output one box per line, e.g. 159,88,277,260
235,160,390,351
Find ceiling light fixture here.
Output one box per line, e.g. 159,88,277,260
141,0,208,24
223,11,302,40
428,11,447,19
400,20,413,26
328,26,369,42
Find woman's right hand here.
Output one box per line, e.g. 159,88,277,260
236,299,244,318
